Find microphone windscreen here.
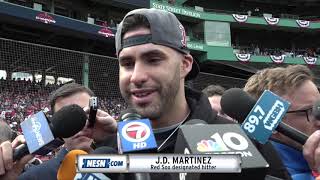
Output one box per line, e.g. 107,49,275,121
119,108,141,121
57,149,87,180
221,88,256,123
51,104,87,138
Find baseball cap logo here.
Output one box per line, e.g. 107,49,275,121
121,122,150,142
179,24,187,47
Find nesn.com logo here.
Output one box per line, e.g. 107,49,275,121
82,158,124,168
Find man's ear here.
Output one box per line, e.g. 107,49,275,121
181,54,193,79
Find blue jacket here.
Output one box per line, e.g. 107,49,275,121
18,148,68,180
271,141,315,180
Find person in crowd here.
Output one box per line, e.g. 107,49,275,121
0,78,126,123
244,65,320,180
202,84,235,121
0,121,14,144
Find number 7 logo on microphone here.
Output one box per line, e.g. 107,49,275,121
118,119,157,153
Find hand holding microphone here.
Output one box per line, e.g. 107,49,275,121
0,104,87,179
0,136,33,180
82,106,117,143
15,104,87,161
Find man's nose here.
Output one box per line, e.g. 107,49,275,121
130,62,148,85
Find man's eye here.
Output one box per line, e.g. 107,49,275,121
148,58,161,64
121,61,134,67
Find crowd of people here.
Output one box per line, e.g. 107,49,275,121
0,78,127,133
0,79,55,133
233,45,320,58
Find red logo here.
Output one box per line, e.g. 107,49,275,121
126,124,147,139
121,122,150,142
179,24,187,47
35,12,56,24
98,27,115,38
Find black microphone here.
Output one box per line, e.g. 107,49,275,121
174,119,269,180
221,88,309,145
14,104,87,161
312,99,320,120
119,108,142,121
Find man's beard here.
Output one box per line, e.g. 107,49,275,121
123,69,180,120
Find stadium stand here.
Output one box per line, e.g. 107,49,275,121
0,0,319,164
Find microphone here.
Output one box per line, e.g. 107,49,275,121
119,108,142,121
174,119,269,180
15,104,87,161
117,109,154,180
57,150,88,180
117,109,157,153
73,147,117,180
88,97,98,128
313,99,320,120
221,88,309,145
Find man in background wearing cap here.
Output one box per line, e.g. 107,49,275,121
202,84,235,122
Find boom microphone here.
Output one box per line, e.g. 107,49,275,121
221,88,309,145
14,104,87,161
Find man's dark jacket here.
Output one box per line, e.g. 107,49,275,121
18,148,68,180
100,88,291,180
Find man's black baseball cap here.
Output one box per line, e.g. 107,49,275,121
115,8,200,80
